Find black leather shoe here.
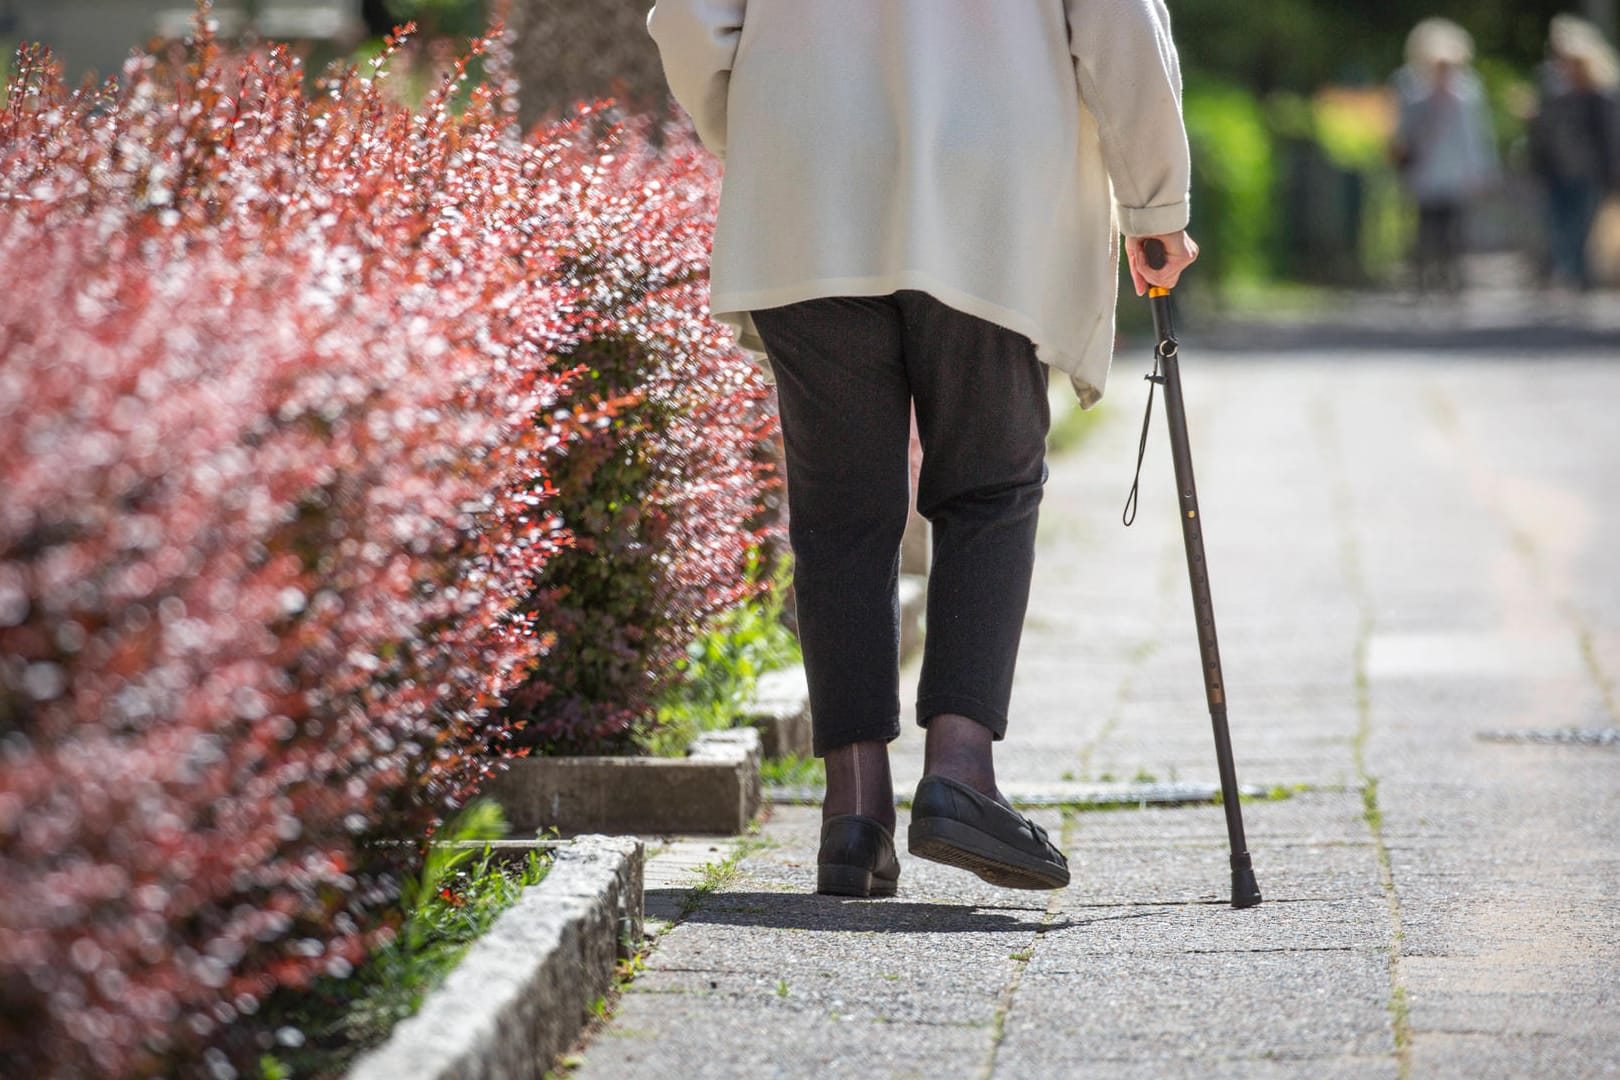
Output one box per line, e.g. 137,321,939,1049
908,775,1069,890
817,814,901,897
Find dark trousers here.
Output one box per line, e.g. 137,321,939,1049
1415,201,1464,294
1545,179,1603,290
751,291,1050,756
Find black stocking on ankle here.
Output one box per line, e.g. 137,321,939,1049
923,713,1006,805
823,740,895,832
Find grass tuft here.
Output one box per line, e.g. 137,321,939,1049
257,802,552,1078
761,753,826,787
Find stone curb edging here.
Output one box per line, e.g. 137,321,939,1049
486,729,762,836
347,835,644,1080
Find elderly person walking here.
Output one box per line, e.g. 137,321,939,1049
648,1,1198,897
1531,15,1620,292
1390,18,1499,295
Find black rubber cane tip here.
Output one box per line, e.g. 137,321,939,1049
1144,238,1168,271
1231,867,1263,910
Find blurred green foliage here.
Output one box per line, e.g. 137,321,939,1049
1309,93,1390,172
1184,80,1277,285
1171,0,1582,92
1179,12,1555,291
372,0,487,39
1183,78,1408,290
1472,55,1538,156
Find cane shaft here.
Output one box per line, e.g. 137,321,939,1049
1150,288,1261,908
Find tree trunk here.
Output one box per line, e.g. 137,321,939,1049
506,0,671,131
360,0,394,37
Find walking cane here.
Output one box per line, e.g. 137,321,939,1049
1122,239,1262,909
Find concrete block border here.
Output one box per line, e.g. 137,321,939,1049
485,729,762,836
347,835,643,1080
741,665,812,759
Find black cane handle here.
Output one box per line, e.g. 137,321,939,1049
1141,238,1176,346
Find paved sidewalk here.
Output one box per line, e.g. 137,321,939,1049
573,335,1620,1078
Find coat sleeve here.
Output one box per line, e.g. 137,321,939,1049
1065,0,1191,236
646,0,747,158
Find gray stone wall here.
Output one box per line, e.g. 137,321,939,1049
1,1,361,83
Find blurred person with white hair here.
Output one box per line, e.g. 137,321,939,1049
1530,14,1620,291
1390,18,1500,295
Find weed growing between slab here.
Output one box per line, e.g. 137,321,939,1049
983,817,1071,1077
1320,399,1411,1079
1225,782,1312,805
550,932,654,1078
677,835,771,923
255,803,551,1079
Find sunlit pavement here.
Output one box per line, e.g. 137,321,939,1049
572,308,1620,1078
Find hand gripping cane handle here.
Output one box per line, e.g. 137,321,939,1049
1142,239,1176,347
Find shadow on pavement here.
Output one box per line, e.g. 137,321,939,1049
650,890,1185,935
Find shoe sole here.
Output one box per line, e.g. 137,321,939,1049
908,816,1070,891
817,863,899,898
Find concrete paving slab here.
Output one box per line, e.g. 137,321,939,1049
1407,1032,1620,1078
997,950,1394,1066
993,1057,1401,1080
579,999,992,1079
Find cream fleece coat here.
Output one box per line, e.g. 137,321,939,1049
647,0,1190,407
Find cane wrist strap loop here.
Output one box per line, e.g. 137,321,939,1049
1122,354,1163,527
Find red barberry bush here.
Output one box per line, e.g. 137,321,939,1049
501,122,778,754
0,12,771,1076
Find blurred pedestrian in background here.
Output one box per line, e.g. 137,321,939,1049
1530,14,1620,292
1390,18,1499,296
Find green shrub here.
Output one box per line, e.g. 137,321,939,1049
1183,80,1276,287
640,552,801,757
500,327,777,756
1473,55,1533,155
495,119,780,757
